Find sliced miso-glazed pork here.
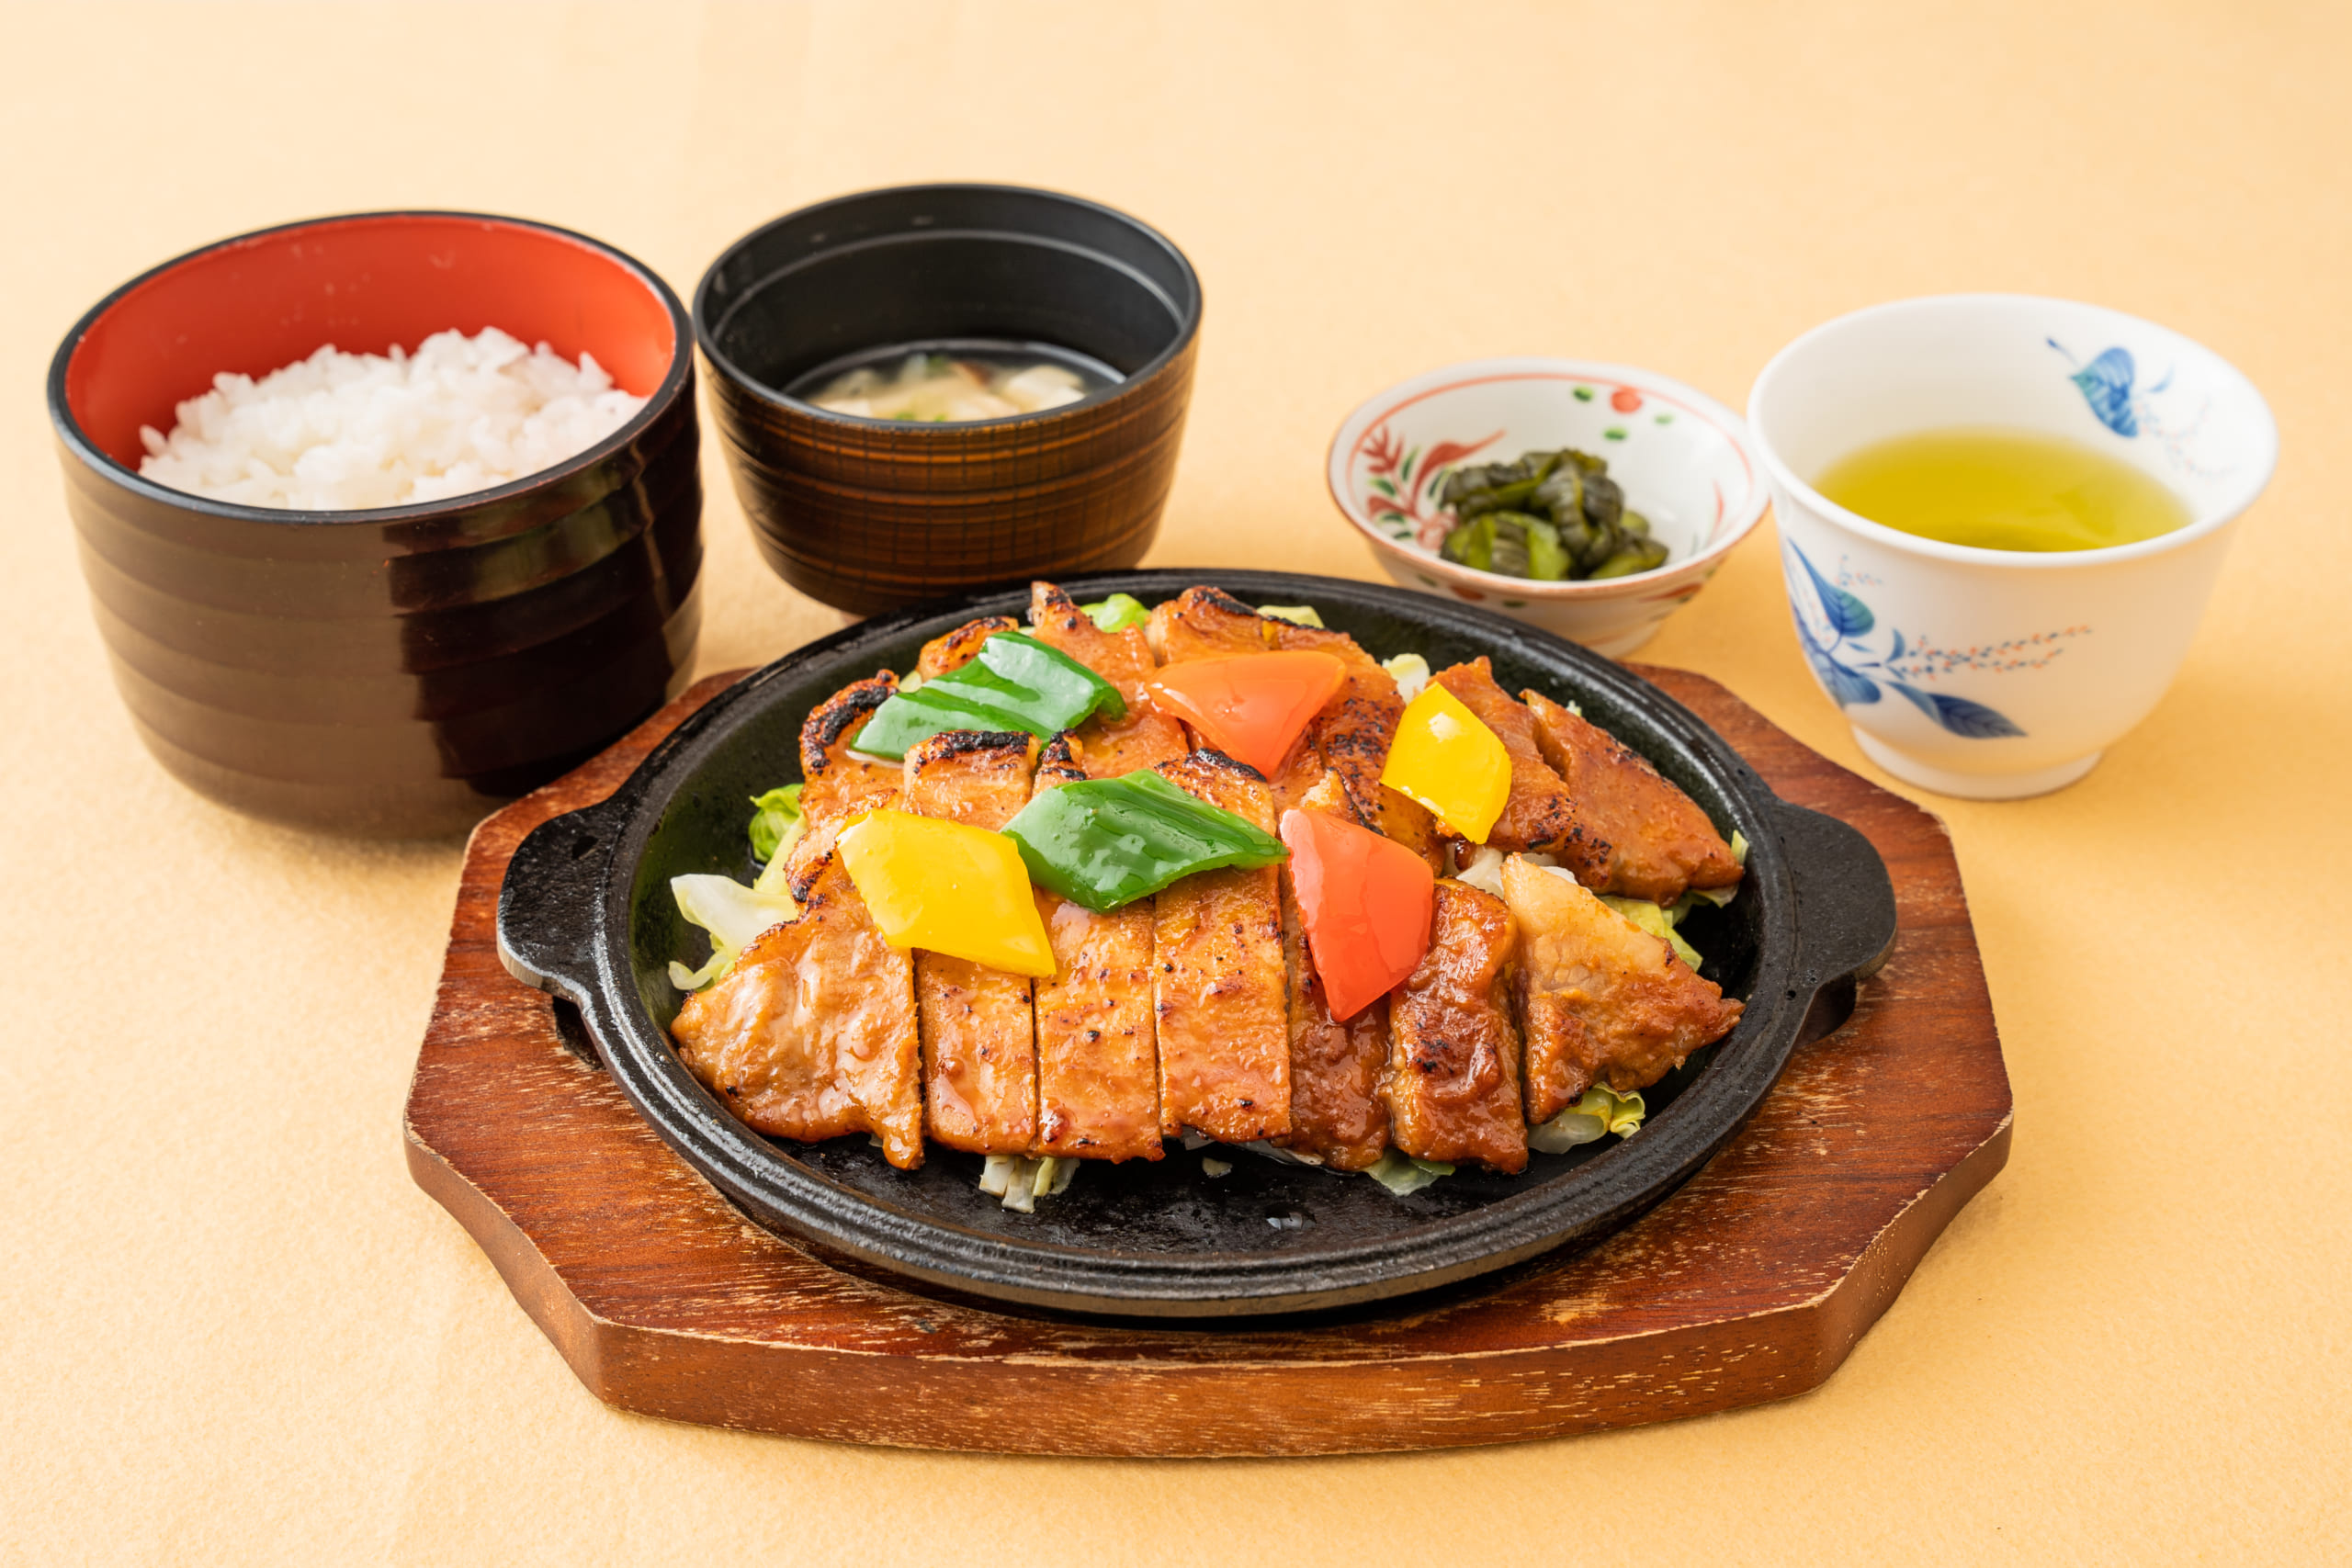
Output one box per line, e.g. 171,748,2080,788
783,672,904,899
1145,584,1277,665
1500,854,1744,1122
1266,616,1406,825
670,856,926,1170
1151,749,1293,1144
1430,659,1611,884
1027,734,1163,1160
1026,581,1188,776
915,615,1018,680
1521,691,1743,904
1385,879,1527,1174
900,729,1042,1154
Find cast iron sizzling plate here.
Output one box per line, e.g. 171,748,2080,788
497,570,1895,1318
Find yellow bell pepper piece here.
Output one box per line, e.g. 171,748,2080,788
1380,684,1510,843
836,810,1057,977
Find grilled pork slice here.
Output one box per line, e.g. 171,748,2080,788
1146,584,1276,664
1276,771,1391,1170
671,855,925,1169
1521,691,1743,904
1268,618,1405,827
1026,581,1189,776
1385,878,1527,1173
1501,854,1743,1122
916,615,1018,680
1027,734,1163,1160
1151,750,1292,1143
1374,785,1448,875
901,730,1041,1155
786,673,904,900
1430,659,1611,882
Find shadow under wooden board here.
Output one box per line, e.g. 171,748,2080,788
404,664,2011,1458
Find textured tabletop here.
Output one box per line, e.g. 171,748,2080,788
2,3,2344,1562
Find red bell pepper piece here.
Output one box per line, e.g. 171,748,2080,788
1279,807,1436,1021
1147,651,1346,779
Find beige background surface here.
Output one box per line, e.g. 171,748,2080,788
4,2,2346,1562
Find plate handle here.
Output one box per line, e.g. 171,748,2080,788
1774,801,1898,1047
497,801,624,1012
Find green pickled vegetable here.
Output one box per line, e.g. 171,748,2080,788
1079,592,1149,632
854,631,1125,758
1432,446,1670,583
999,768,1288,912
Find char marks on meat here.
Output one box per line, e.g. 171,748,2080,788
671,856,925,1169
1150,749,1292,1144
901,730,1041,1154
1385,878,1528,1173
1522,691,1743,903
1268,618,1405,826
1430,659,1611,882
1501,854,1743,1122
1027,581,1189,776
915,615,1018,680
1028,733,1164,1160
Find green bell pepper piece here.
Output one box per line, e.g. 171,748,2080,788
853,631,1126,759
999,768,1288,912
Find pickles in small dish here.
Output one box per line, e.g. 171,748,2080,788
1436,449,1668,581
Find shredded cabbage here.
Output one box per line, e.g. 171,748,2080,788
1078,592,1149,633
979,1153,1078,1212
666,874,797,991
1730,829,1748,866
1528,1085,1646,1152
1256,604,1325,627
1381,652,1430,702
1364,1150,1453,1195
747,784,804,863
1602,894,1705,970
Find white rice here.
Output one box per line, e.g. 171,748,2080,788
136,327,647,510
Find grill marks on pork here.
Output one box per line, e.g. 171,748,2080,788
1026,581,1189,776
671,857,926,1170
1145,585,1277,664
1269,619,1407,826
1027,733,1164,1161
1385,879,1528,1174
1430,659,1611,883
1522,691,1744,904
901,730,1041,1154
1276,771,1393,1170
1151,750,1293,1143
786,673,905,900
1501,854,1743,1122
915,615,1017,680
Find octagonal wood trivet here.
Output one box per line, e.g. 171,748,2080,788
404,665,2011,1457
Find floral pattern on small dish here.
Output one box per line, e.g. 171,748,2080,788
2049,338,2220,477
1782,541,2090,739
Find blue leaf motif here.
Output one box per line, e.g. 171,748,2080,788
1790,543,1874,637
1887,629,1906,662
2067,345,2139,438
1795,614,1882,707
1890,682,2025,739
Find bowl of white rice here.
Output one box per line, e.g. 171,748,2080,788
49,210,702,836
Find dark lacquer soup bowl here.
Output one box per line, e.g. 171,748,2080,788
695,185,1201,615
496,570,1894,1318
49,211,703,838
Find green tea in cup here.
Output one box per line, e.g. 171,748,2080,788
1816,425,2189,553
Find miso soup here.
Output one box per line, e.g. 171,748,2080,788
787,340,1121,423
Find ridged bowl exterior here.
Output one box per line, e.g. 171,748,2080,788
49,213,704,838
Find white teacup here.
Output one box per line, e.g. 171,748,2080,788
1748,294,2277,799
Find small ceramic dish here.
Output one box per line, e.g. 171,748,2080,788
695,185,1202,615
1327,357,1769,657
48,210,703,837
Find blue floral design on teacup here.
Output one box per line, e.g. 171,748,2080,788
1782,542,2091,739
2049,338,2221,475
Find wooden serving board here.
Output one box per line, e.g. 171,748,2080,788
404,666,2010,1457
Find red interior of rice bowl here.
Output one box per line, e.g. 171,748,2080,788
62,212,677,471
